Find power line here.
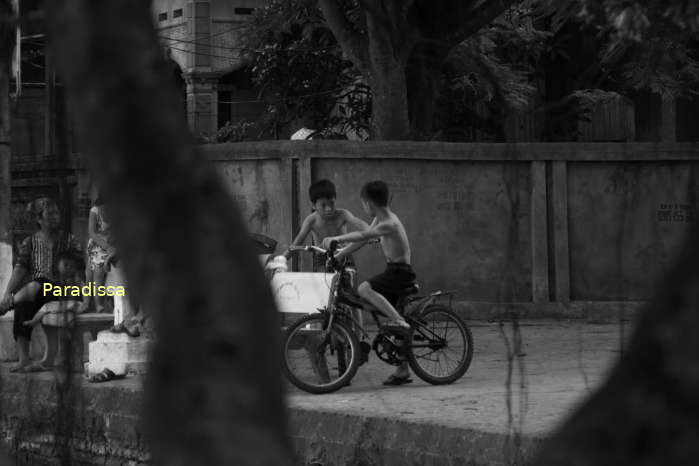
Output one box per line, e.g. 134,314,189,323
216,87,349,105
167,45,242,61
166,43,337,62
159,34,337,54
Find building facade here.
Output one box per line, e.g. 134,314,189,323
153,0,266,137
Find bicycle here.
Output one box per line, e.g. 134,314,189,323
281,241,474,394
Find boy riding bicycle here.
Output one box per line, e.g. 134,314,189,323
323,180,416,386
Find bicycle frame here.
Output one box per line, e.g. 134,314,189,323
323,265,457,346
287,243,457,347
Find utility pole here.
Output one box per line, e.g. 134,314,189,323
0,0,16,296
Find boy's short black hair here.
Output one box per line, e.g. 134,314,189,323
360,180,389,207
309,179,336,203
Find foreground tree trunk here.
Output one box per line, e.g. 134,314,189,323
45,1,290,465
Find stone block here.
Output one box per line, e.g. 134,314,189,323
0,313,111,369
86,331,153,376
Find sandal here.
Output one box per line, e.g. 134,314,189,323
124,326,141,338
88,368,125,383
383,374,413,386
110,323,125,333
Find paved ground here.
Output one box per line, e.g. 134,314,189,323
0,320,633,464
286,320,630,436
1,320,629,439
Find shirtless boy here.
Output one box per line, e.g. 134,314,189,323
285,180,370,359
285,179,368,272
322,180,416,385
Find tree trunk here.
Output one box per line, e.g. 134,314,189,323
406,41,450,140
0,0,14,299
365,6,411,140
45,1,290,465
369,66,411,140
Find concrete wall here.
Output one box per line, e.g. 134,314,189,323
567,162,698,300
313,158,533,301
198,141,699,316
216,156,294,254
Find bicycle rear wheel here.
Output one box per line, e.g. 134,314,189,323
282,313,360,394
407,305,473,385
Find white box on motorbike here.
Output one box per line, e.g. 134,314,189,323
270,272,334,314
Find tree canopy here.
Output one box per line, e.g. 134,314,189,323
237,0,699,141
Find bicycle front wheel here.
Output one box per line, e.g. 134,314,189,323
407,305,474,385
282,313,360,394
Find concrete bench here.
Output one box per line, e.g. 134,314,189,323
0,312,113,371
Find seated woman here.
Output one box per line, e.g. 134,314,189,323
0,197,83,372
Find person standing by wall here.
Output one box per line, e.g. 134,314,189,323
85,193,113,313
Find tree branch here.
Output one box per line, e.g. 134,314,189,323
317,0,369,70
387,0,419,63
453,0,518,44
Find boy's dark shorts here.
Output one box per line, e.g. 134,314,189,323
367,263,416,307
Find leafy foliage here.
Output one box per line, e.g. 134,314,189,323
237,0,699,141
238,0,370,139
432,3,547,140
539,0,699,97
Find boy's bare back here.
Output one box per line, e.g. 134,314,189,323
373,212,411,264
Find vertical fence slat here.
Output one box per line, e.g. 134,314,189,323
531,161,549,303
296,155,313,272
551,161,570,303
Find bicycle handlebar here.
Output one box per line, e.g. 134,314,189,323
288,245,327,255
289,238,379,257
288,238,379,256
